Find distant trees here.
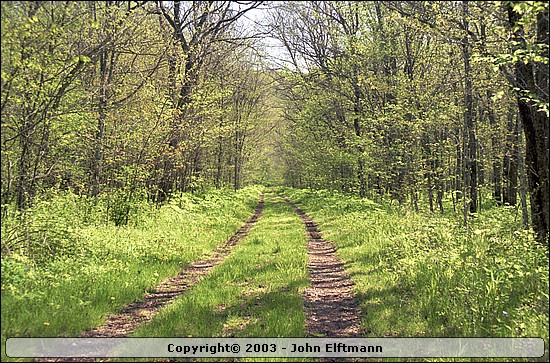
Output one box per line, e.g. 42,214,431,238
1,2,92,210
270,1,548,244
1,1,548,244
153,0,264,200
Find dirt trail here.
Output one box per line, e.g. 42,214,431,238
35,196,263,362
283,197,363,338
35,196,264,362
34,195,365,361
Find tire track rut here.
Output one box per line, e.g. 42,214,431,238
283,197,363,338
83,194,264,338
35,195,264,362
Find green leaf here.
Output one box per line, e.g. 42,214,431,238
78,55,91,63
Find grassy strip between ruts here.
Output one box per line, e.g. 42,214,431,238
1,186,262,362
129,193,310,362
279,187,549,363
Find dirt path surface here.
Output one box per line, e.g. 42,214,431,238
283,197,363,338
33,195,365,361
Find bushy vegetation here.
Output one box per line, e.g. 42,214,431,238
280,187,549,360
1,186,261,361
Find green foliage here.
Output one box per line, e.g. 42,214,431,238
1,191,98,261
281,187,549,356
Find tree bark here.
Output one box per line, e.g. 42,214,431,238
518,115,530,229
461,1,477,218
508,3,549,244
502,110,518,206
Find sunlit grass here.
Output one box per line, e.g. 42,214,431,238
279,187,549,362
128,193,310,362
1,186,262,362
2,186,547,362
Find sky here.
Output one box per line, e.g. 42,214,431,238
239,3,296,70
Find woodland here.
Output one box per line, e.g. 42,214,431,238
1,1,549,240
1,1,549,362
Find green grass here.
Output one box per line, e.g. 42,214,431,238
1,186,262,362
279,187,549,362
2,186,548,362
129,193,310,362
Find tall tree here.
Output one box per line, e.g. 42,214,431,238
461,1,478,220
507,1,549,244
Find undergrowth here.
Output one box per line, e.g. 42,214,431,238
1,186,262,362
2,185,548,362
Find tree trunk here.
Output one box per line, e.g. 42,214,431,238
215,134,224,189
518,116,530,229
454,133,462,213
502,111,518,206
508,3,549,244
16,125,31,210
461,1,477,217
91,48,109,199
488,93,502,204
428,170,434,213
480,16,502,206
